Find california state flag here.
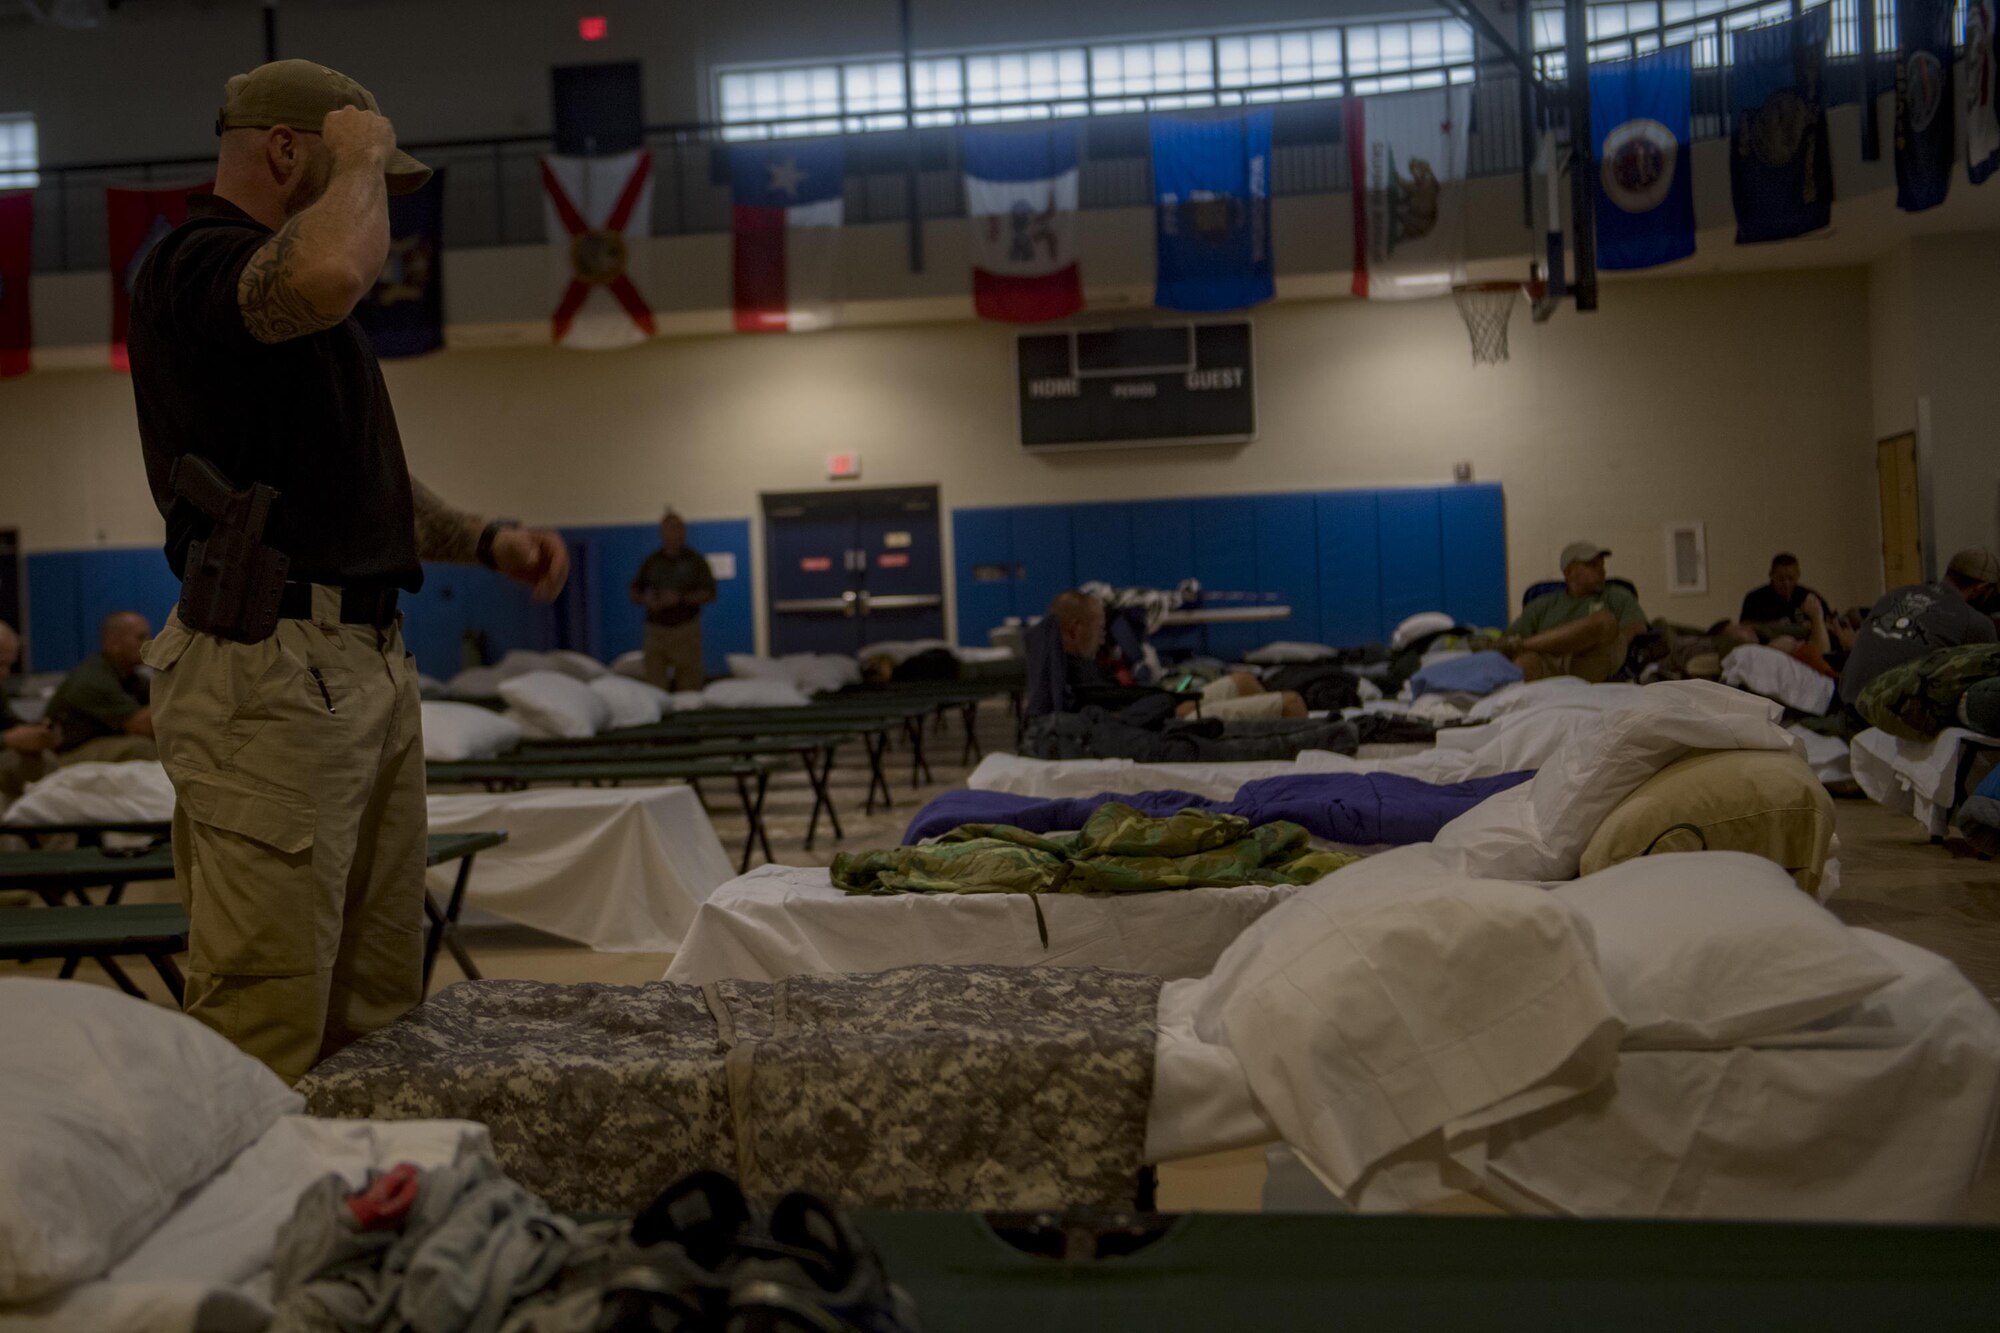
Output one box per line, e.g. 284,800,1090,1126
962,125,1083,323
541,149,656,349
1345,87,1470,300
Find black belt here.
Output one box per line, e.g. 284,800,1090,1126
277,581,401,627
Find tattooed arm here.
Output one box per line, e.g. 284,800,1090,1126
236,107,395,344
411,476,572,601
411,477,484,563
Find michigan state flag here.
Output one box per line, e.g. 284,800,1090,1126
1895,0,1957,211
355,168,445,358
1151,110,1274,312
1590,47,1697,270
1969,0,2000,185
1730,11,1834,244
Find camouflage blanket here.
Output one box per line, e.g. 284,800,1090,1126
298,965,1161,1215
833,801,1359,897
1857,644,2000,741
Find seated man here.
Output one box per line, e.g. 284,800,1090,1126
1740,553,1829,635
1499,541,1647,683
46,611,157,766
0,620,61,805
1840,547,2000,709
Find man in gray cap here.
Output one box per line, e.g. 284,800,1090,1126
1839,547,2000,709
1498,541,1648,683
127,60,571,1082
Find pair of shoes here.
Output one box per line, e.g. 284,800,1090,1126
595,1171,918,1333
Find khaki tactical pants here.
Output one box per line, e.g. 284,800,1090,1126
57,734,159,766
144,590,427,1085
643,619,705,692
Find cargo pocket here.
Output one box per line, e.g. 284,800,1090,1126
174,766,323,976
176,767,317,854
141,614,195,673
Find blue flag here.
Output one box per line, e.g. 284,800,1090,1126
1151,110,1274,311
1591,47,1697,271
1730,12,1834,244
355,168,445,358
1895,0,1957,212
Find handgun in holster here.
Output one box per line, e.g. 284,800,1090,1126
171,454,291,644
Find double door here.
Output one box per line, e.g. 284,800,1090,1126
764,487,945,656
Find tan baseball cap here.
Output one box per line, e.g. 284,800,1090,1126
1559,540,1611,571
1947,547,2000,585
217,59,432,195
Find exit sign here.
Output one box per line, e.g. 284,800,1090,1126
578,15,608,40
827,452,862,481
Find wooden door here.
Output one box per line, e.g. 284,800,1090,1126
1876,433,1923,590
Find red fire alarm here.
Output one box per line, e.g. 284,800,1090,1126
578,16,608,41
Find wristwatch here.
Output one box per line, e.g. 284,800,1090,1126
476,518,520,571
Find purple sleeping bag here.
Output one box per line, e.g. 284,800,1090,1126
901,770,1532,847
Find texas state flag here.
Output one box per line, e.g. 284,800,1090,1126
730,141,844,333
962,125,1083,323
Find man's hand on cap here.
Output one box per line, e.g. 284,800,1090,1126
322,105,397,170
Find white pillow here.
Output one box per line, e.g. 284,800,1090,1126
784,654,861,695
420,701,524,762
1391,612,1456,652
541,650,609,682
726,654,794,684
611,650,649,681
497,670,611,739
1245,642,1338,665
858,639,955,666
1553,852,1899,1047
445,666,508,700
1721,644,1836,716
702,678,810,708
1464,677,1636,724
417,674,451,701
0,979,302,1301
666,691,708,712
1,762,176,826
590,674,669,728
493,650,557,681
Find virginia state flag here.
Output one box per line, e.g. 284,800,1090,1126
542,149,657,350
1730,11,1834,244
1591,47,1697,271
731,141,844,333
1895,0,1957,211
0,192,29,380
355,168,445,359
962,125,1083,323
107,182,208,371
1151,110,1274,312
1968,0,2000,185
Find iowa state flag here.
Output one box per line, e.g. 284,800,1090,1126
0,192,29,380
1968,0,2000,185
1730,11,1833,244
354,168,445,359
1895,0,1957,211
730,141,844,333
1152,109,1274,312
962,125,1082,323
1591,47,1697,270
107,182,207,371
542,149,656,350
1345,87,1471,299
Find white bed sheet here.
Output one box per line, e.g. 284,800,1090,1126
7,1117,486,1333
1788,723,1853,785
1851,726,2000,838
661,864,1301,985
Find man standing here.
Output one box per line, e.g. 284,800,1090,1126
1500,541,1648,683
0,621,60,805
1840,548,2000,706
129,61,569,1082
631,510,716,691
1740,553,1828,631
46,612,157,765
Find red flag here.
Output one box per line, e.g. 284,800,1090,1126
106,182,209,371
0,192,30,380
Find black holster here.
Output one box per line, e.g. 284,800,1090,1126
172,455,290,645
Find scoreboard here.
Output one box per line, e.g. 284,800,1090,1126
1017,322,1256,451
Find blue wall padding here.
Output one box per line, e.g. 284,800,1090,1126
952,483,1507,652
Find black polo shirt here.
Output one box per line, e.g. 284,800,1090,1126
129,194,421,591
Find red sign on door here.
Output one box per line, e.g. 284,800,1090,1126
878,553,910,569
800,556,833,573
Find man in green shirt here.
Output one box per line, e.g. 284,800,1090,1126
1500,541,1648,683
47,611,157,765
630,510,718,691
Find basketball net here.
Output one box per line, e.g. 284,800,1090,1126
1451,280,1549,365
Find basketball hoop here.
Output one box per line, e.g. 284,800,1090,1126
1452,280,1545,366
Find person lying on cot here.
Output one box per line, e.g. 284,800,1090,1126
1046,591,1305,719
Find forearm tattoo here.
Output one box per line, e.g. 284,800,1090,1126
237,218,345,344
410,477,484,563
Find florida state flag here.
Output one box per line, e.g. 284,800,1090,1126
106,182,207,371
541,149,656,350
0,193,30,380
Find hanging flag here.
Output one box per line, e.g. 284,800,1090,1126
962,125,1083,324
1590,47,1697,271
107,182,207,371
1345,87,1471,300
541,149,656,350
730,141,844,334
1895,0,1957,211
354,168,445,359
1730,11,1834,244
0,192,29,380
1152,110,1274,312
1969,0,2000,185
